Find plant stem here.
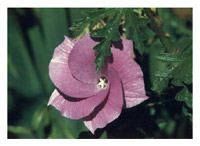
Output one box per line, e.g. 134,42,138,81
181,41,192,53
144,8,169,51
147,98,175,107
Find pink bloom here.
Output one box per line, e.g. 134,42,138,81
48,34,149,134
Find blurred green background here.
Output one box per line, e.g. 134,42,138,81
8,8,192,139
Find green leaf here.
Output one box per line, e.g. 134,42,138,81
151,77,169,94
176,86,192,121
155,53,183,62
28,25,54,93
156,119,167,130
149,107,156,116
8,125,32,135
151,40,192,93
38,8,70,60
48,120,75,139
8,9,42,97
90,10,123,41
100,131,107,139
158,8,192,38
182,106,192,121
171,79,184,86
175,50,192,85
93,39,111,72
30,8,70,94
175,86,192,108
164,120,176,135
94,53,106,73
124,9,150,54
69,8,116,32
32,105,49,130
48,107,88,138
148,41,167,85
154,63,178,78
67,8,87,37
83,9,123,73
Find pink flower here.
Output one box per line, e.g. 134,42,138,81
48,34,149,134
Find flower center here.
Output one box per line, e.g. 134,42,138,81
98,76,108,89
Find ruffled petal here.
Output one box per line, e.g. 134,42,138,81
48,85,109,119
109,47,149,108
83,67,123,134
112,37,133,58
125,95,149,108
68,34,108,84
49,36,100,98
121,37,134,57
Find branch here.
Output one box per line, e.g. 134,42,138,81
144,8,169,51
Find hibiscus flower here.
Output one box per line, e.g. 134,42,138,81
48,34,149,134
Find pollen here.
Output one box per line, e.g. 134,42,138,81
98,76,108,89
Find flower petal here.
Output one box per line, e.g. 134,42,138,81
48,86,109,119
121,37,134,57
125,95,149,108
49,36,100,98
109,48,149,108
68,34,108,84
112,37,133,58
83,67,123,134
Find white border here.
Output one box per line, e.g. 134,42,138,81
193,3,200,141
2,0,198,7
0,1,8,140
1,0,200,145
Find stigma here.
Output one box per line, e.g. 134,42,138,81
98,76,108,89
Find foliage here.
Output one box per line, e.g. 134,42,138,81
124,9,150,55
8,8,192,139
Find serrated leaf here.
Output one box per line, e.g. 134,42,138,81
151,41,192,93
152,57,179,93
95,53,106,73
175,50,192,84
124,9,150,54
132,28,146,54
171,79,184,86
151,77,169,94
91,9,124,73
94,39,111,73
93,39,111,55
175,86,192,108
90,10,123,41
69,8,116,32
154,64,177,78
182,106,192,121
